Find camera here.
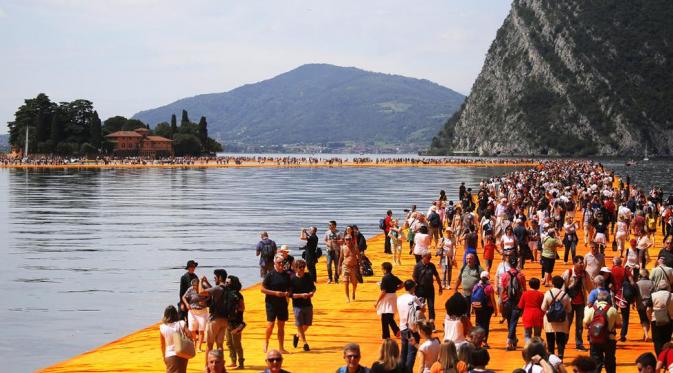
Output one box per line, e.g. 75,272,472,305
403,209,410,213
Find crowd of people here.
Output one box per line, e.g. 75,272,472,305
0,153,535,167
158,160,673,373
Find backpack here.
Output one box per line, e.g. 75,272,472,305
379,218,386,230
564,270,582,299
507,270,523,303
407,298,426,332
471,283,488,309
622,280,636,304
209,286,237,320
588,305,610,344
546,290,567,322
361,255,374,276
447,205,455,217
260,241,276,262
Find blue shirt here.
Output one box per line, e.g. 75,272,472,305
587,287,612,306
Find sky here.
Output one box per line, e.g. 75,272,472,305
0,1,511,134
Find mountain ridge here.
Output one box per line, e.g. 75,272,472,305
133,64,464,151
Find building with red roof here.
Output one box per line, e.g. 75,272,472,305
104,128,173,157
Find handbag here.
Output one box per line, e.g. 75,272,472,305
172,322,196,359
611,239,617,252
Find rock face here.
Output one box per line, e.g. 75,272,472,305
430,0,673,156
133,64,464,151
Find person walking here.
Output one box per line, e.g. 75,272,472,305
339,235,361,302
200,269,231,359
636,268,654,342
518,278,545,344
439,227,456,289
583,291,621,373
455,253,483,317
375,262,403,339
257,232,278,278
261,254,292,354
541,228,563,287
159,305,190,373
224,276,245,369
562,255,592,351
299,226,319,281
413,252,443,321
388,220,405,265
179,260,199,321
541,276,571,359
384,210,394,254
398,280,422,373
651,280,673,355
290,259,315,352
470,271,497,349
324,221,343,284
500,264,526,351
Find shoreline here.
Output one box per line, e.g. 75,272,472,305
0,161,539,170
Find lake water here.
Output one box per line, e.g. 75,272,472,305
2,159,671,372
0,165,518,372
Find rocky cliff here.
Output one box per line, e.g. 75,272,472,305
429,0,673,156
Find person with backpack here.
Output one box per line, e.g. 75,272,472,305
610,256,636,342
261,254,292,354
582,290,621,373
499,265,526,351
471,271,497,349
541,276,571,359
428,206,442,247
382,210,394,255
455,253,484,317
200,269,231,360
224,275,245,369
651,280,673,355
517,278,544,345
413,252,443,321
398,280,423,372
257,232,278,278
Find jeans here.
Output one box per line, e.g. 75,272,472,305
563,237,577,262
326,249,340,283
225,327,244,365
567,303,585,346
546,332,568,358
417,290,436,321
590,339,616,373
381,313,400,339
620,306,630,339
506,303,521,344
474,307,494,342
306,259,317,283
401,329,420,372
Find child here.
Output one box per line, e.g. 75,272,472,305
412,320,441,373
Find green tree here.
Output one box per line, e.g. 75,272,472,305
198,116,208,149
154,122,172,138
180,110,190,128
90,111,102,148
80,142,97,157
122,119,146,131
170,114,177,138
206,137,223,153
172,133,202,156
60,99,95,145
103,116,128,134
7,93,55,151
50,108,64,144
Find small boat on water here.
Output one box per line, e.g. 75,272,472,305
643,145,650,161
625,160,637,167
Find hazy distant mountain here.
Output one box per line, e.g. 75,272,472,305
133,64,464,150
430,0,673,156
0,133,8,151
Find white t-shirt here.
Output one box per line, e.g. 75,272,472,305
443,316,466,345
397,293,420,331
160,320,186,358
414,233,431,256
418,338,441,373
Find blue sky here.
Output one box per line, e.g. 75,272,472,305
0,1,511,133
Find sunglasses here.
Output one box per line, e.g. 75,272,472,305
346,354,361,359
267,357,283,363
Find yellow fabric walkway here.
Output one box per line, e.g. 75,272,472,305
40,230,661,373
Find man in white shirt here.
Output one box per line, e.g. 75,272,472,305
397,280,422,373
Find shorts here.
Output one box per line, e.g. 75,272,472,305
265,301,289,322
188,308,208,332
541,256,555,274
293,306,314,326
341,265,358,284
594,233,606,245
206,318,228,345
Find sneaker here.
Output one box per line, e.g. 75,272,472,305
576,345,588,351
293,334,299,348
303,343,310,351
619,336,627,342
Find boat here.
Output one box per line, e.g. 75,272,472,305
643,145,650,161
625,160,637,167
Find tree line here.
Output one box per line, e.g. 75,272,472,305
6,93,222,157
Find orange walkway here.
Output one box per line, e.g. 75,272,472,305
39,229,660,372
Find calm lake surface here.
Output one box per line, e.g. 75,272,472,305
0,164,518,372
1,159,670,372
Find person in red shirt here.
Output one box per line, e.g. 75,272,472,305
604,197,616,237
562,256,592,351
518,277,545,345
611,256,635,342
656,342,673,373
483,235,496,273
383,210,393,254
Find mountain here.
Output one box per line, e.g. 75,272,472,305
429,0,673,156
133,64,464,151
0,133,8,152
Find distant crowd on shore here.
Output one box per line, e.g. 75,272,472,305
159,159,673,373
0,153,536,167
